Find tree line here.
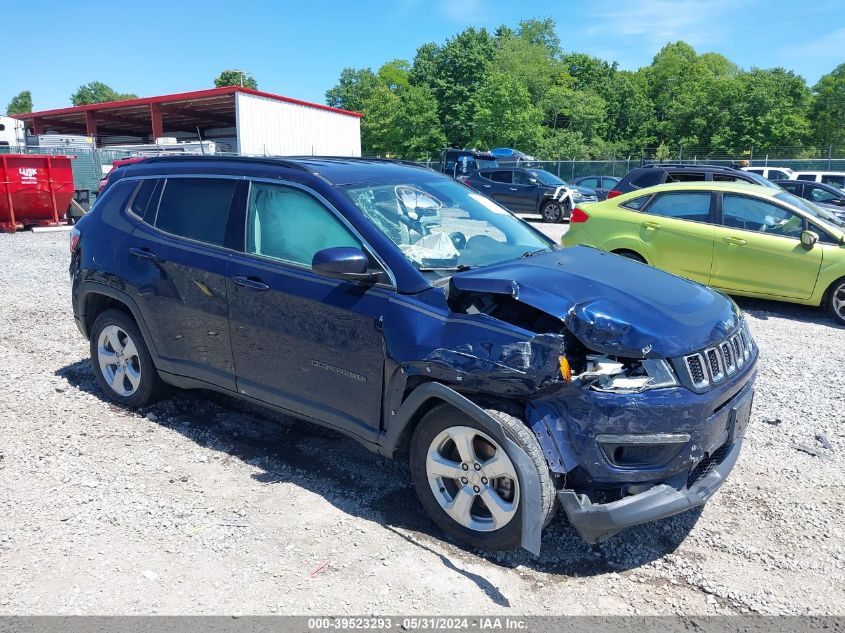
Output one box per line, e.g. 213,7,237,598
324,18,845,160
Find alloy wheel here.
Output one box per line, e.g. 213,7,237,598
425,426,520,532
542,202,562,222
97,325,142,397
833,282,845,320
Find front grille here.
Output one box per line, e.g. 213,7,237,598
688,442,731,487
681,326,753,391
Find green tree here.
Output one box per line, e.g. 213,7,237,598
394,84,446,159
812,64,845,149
378,60,410,92
70,82,137,106
214,70,258,89
409,27,496,146
325,68,381,113
360,85,400,155
471,71,543,150
6,90,32,115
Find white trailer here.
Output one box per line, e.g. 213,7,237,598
0,115,26,149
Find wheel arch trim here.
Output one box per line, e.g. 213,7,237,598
382,382,543,555
76,281,162,365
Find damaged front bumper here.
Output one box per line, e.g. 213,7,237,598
558,436,742,543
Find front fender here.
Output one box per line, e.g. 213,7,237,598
381,382,544,556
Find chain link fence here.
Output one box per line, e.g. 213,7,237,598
0,145,137,193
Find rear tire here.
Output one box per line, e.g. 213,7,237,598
89,309,165,408
827,278,845,325
409,403,556,551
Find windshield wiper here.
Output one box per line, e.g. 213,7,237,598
418,264,473,272
521,248,549,258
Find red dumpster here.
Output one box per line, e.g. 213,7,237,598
0,154,75,233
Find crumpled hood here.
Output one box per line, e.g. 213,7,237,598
449,246,741,359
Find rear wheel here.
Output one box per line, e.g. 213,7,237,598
827,279,845,325
613,249,647,264
409,404,556,551
90,309,164,408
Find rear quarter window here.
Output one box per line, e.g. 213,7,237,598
665,172,707,183
630,170,663,187
620,195,651,210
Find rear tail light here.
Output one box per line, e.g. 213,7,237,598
70,227,81,254
607,190,622,199
570,207,590,223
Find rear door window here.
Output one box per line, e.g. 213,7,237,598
768,170,790,180
579,177,600,188
713,173,748,183
797,174,816,181
779,182,802,195
155,178,237,246
645,192,712,222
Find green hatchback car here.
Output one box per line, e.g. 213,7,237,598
562,182,845,324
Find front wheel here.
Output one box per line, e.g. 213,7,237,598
540,200,566,223
409,404,556,551
828,279,845,325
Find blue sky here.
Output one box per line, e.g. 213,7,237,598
4,0,844,113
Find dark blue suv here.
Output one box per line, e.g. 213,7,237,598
70,156,758,553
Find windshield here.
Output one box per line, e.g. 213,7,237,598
527,169,567,187
775,191,845,232
342,176,553,275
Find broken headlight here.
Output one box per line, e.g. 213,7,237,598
574,355,679,393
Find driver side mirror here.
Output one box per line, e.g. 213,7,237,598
528,177,539,186
312,247,378,282
801,230,819,249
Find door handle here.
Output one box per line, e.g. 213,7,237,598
641,221,662,230
723,236,747,246
232,275,270,291
509,187,518,191
482,184,491,188
129,247,158,261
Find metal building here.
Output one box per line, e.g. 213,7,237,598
13,86,362,156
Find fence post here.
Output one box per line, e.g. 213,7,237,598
828,145,833,170
571,159,575,180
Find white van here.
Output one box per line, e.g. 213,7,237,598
742,166,796,180
794,171,845,190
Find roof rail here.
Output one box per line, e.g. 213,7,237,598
136,155,312,172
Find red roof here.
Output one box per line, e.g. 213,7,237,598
14,86,362,120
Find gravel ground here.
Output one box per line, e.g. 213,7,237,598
1,229,843,615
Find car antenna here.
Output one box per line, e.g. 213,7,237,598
196,127,206,156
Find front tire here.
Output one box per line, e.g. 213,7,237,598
827,279,845,325
540,200,565,223
90,309,164,408
409,404,556,551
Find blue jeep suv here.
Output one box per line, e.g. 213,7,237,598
70,156,757,553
